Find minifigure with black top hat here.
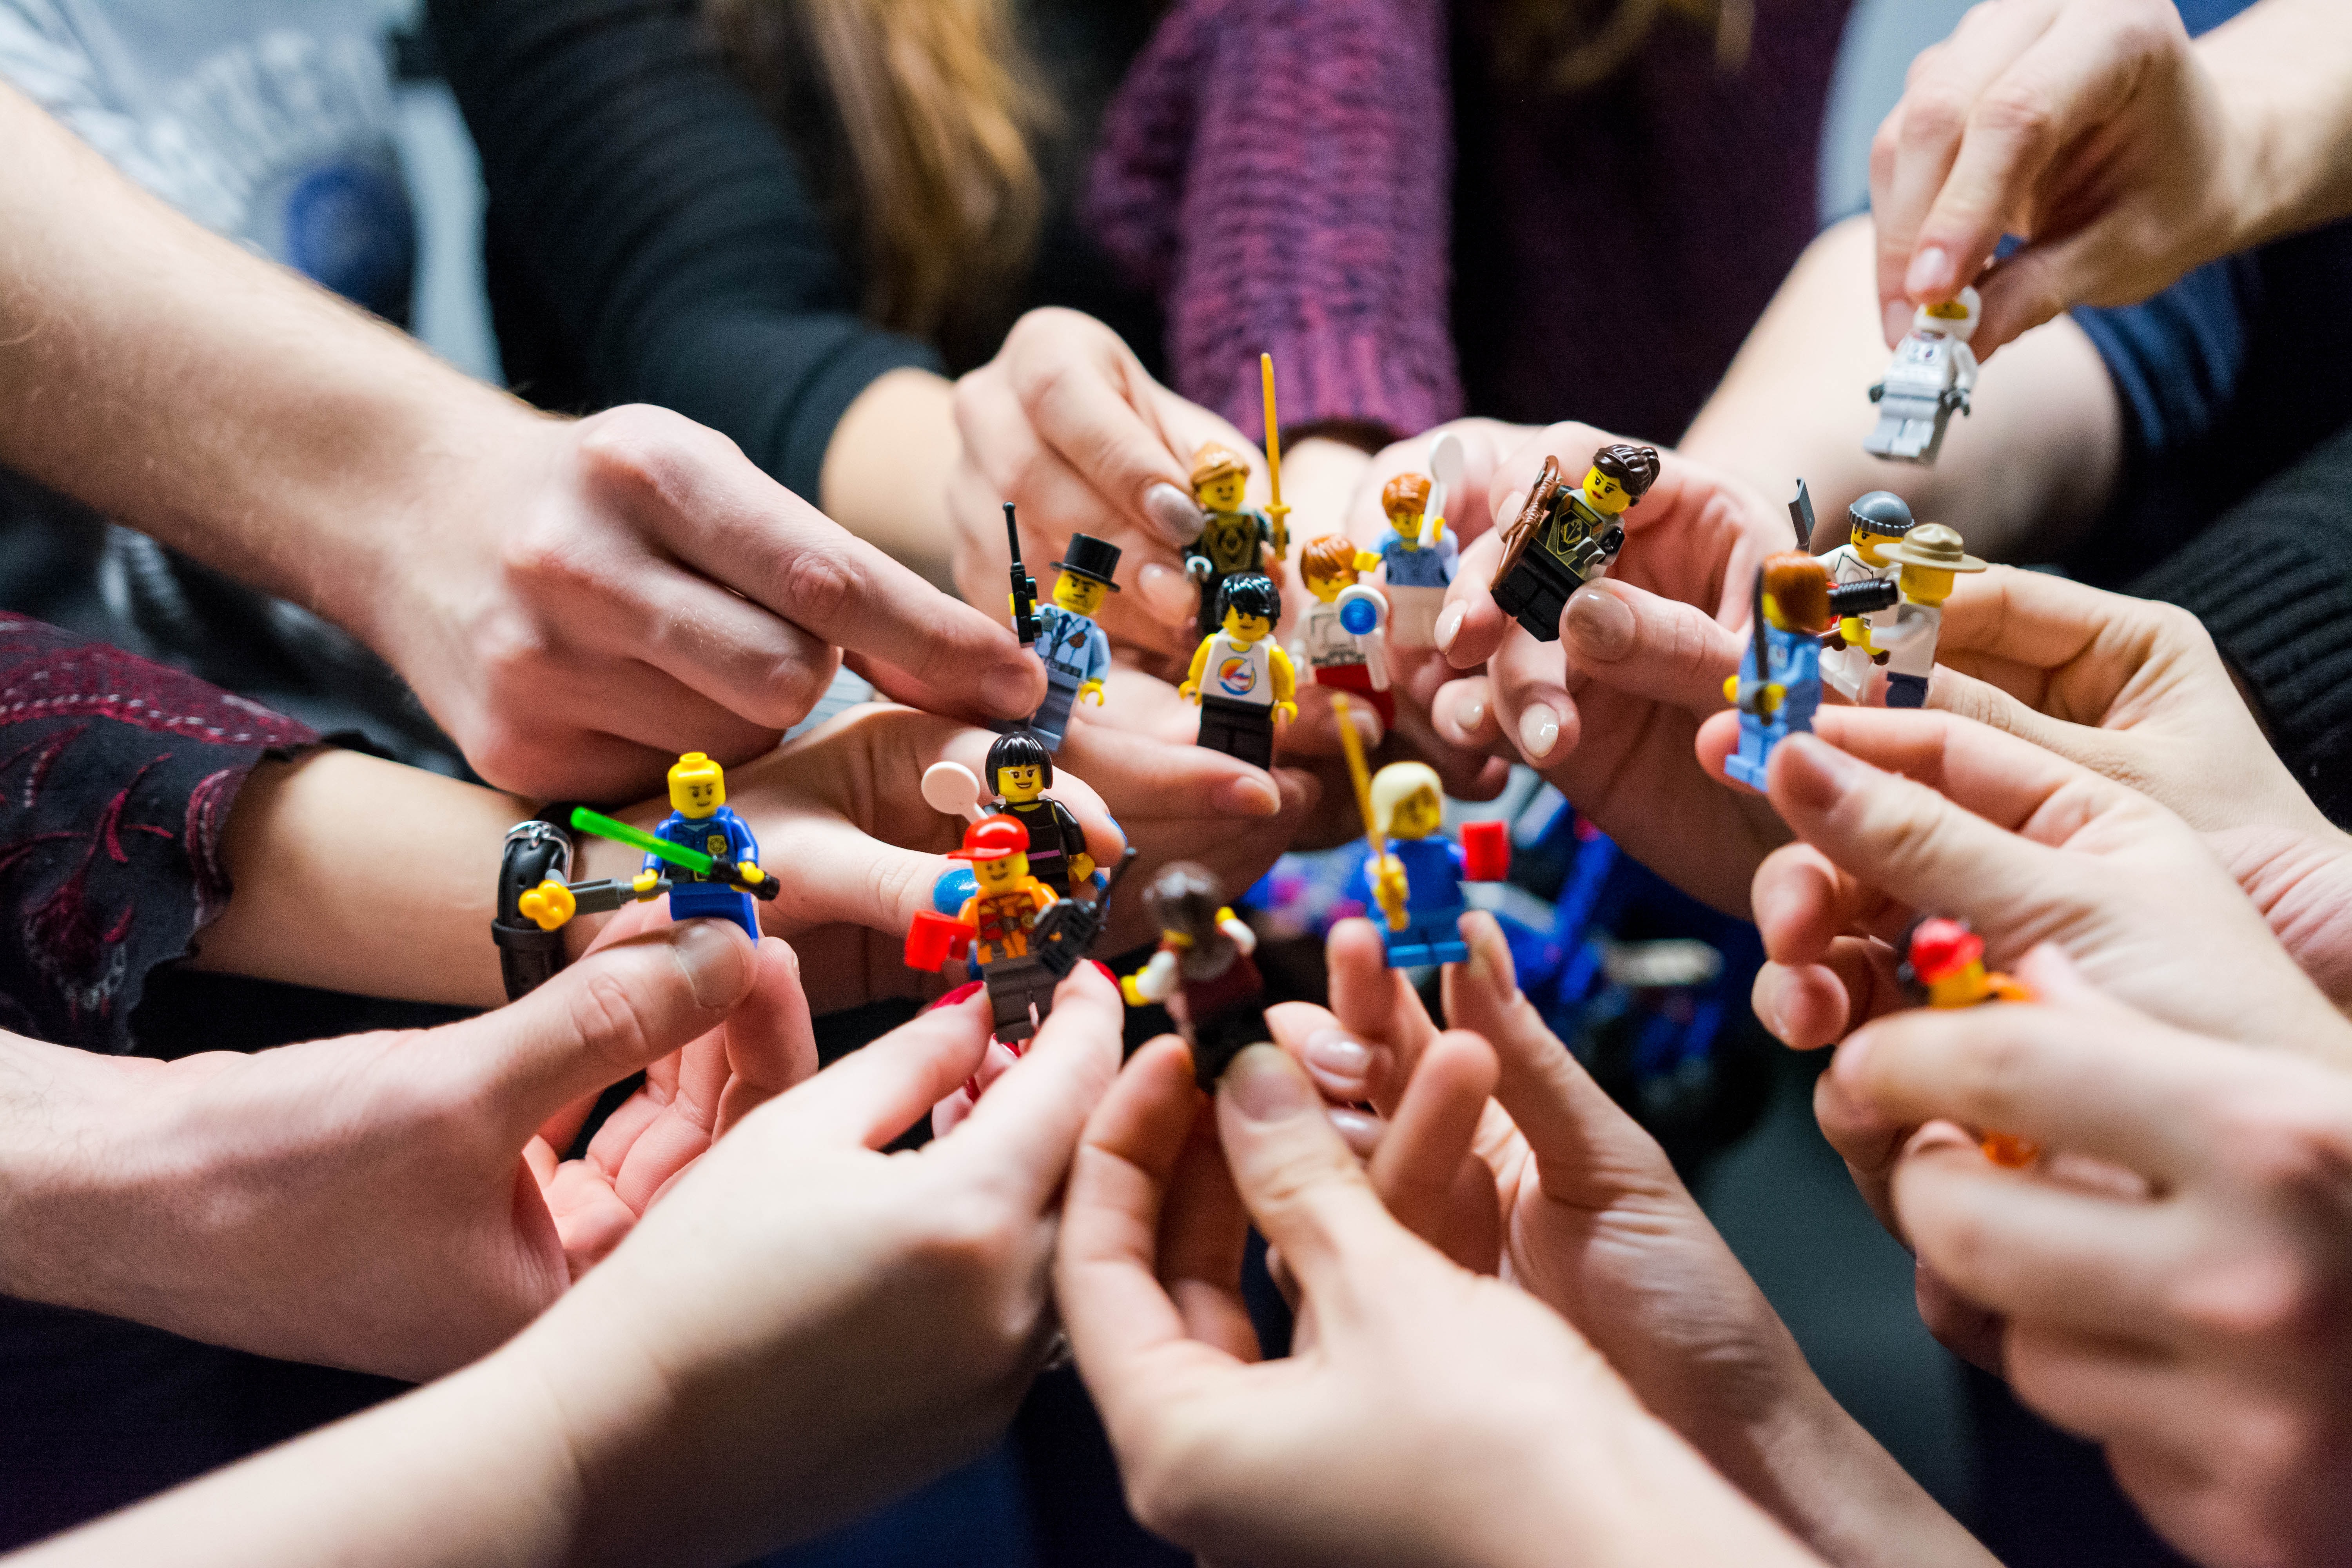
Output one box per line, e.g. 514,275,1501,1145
1029,532,1122,751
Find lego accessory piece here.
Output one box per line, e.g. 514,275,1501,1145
568,806,777,900
1259,352,1291,561
1788,478,1816,549
1006,501,1041,646
1330,692,1405,932
1049,532,1123,590
1864,287,1981,466
1883,523,1987,575
1460,819,1509,881
922,761,987,823
1338,583,1384,636
494,818,574,1001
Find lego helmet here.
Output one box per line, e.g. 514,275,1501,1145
949,814,1030,863
1914,286,1982,341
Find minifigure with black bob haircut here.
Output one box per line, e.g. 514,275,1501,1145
642,751,769,942
983,730,1094,898
1357,762,1508,969
1815,490,1914,701
1722,553,1833,791
1180,573,1296,770
1866,287,1980,466
1184,442,1283,638
1027,532,1120,751
1121,861,1269,1089
1490,443,1660,642
1293,534,1392,728
1872,523,1985,710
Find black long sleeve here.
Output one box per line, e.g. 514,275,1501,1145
428,0,941,503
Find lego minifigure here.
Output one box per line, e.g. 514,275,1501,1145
1121,861,1269,1089
1872,523,1985,710
1899,915,2037,1167
1490,443,1660,642
1815,490,1915,701
1293,534,1393,728
1356,761,1509,969
1025,532,1120,751
981,730,1095,898
922,813,1062,1045
1722,553,1833,791
1184,443,1282,638
1866,287,1980,466
1180,573,1297,771
613,751,765,940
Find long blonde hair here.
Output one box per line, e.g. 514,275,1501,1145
1499,0,1754,90
706,0,1049,341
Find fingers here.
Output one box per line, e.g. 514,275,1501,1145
713,937,822,1138
1486,618,1579,769
465,920,758,1139
1365,1028,1503,1273
1439,530,1515,670
1214,1045,1417,1313
754,989,993,1149
1560,581,1744,713
942,963,1127,1209
1324,918,1440,1115
1151,1045,1261,1361
1009,323,1200,551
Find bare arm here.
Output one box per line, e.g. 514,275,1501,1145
2205,0,2352,253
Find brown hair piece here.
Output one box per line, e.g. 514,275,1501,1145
1299,535,1361,585
1144,862,1224,945
1761,552,1831,633
1190,443,1249,492
1592,443,1661,499
1381,472,1433,520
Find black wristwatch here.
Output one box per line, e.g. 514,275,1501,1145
493,812,579,1002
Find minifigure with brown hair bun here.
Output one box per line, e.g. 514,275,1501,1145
1722,552,1831,790
1184,442,1280,638
1490,443,1659,642
1373,470,1460,649
1122,861,1269,1089
1293,534,1393,728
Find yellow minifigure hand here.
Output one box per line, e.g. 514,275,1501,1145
1722,673,1739,703
631,869,661,897
1274,700,1298,724
1352,549,1382,574
1178,681,1200,704
1070,853,1095,883
1079,679,1106,707
737,861,766,886
518,879,577,931
1840,615,1873,650
1120,973,1147,1007
1761,682,1785,715
1372,861,1410,930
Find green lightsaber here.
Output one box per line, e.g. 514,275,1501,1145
568,806,779,900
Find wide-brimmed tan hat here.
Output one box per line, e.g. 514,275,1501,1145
1887,523,1985,573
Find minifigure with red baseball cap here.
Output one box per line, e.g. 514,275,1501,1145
904,813,1063,1045
1898,915,2039,1166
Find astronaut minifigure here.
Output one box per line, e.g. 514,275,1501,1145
1293,534,1393,728
1184,443,1283,638
1026,532,1120,751
1872,523,1986,709
1815,490,1915,701
1866,287,1981,466
1722,554,1834,791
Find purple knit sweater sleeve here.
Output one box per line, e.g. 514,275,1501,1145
1087,0,1461,445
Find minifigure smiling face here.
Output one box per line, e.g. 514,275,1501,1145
1052,572,1107,616
1222,604,1273,644
1371,761,1446,843
996,762,1045,802
1382,472,1432,548
974,849,1030,891
668,751,726,817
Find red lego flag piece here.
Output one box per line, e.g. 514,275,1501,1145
1460,819,1509,881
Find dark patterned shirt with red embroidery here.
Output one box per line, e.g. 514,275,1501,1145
0,615,314,1053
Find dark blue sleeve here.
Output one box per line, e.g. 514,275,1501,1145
2071,255,2261,463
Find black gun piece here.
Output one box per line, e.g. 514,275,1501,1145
1006,501,1041,647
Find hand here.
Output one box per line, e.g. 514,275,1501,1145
1266,914,1994,1568
1838,947,2352,1568
949,308,1262,651
0,921,814,1381
505,965,1127,1564
1275,699,1299,724
1437,424,1792,913
1870,0,2230,356
1056,1036,1817,1568
1079,678,1106,706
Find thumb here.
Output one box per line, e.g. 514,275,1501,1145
460,920,757,1140
1215,1045,1416,1316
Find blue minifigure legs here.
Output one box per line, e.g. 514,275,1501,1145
1029,676,1079,751
1885,672,1929,709
668,883,760,942
1724,697,1820,790
1379,908,1469,969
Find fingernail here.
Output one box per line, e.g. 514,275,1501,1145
1518,703,1560,761
1906,245,1954,299
1752,966,1788,1040
1882,299,1913,349
1562,588,1633,660
1774,733,1863,812
1215,773,1282,816
1227,1044,1316,1122
1305,1027,1372,1083
1136,563,1198,626
1350,706,1384,749
1465,915,1520,1002
1434,603,1465,653
671,918,744,1007
1145,482,1205,545
1449,688,1486,737
1327,1107,1383,1156
984,659,1040,716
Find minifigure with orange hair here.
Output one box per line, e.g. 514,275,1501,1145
1293,534,1394,728
1899,915,2039,1167
1373,470,1459,648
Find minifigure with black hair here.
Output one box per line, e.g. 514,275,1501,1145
983,730,1094,898
1178,572,1296,770
1490,443,1660,642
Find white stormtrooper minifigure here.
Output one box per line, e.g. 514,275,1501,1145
1865,287,1981,466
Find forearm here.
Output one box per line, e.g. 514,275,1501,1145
1681,216,2122,562
2206,0,2352,254
0,82,556,650
820,368,959,587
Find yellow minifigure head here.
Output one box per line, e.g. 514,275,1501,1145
1048,534,1123,615
1887,523,1986,609
1298,535,1361,603
1215,573,1282,644
668,751,725,817
1370,761,1445,842
1758,554,1832,634
1382,472,1432,549
1051,572,1107,616
1191,443,1250,514
1845,491,1915,566
1579,443,1662,518
950,814,1032,893
985,731,1052,805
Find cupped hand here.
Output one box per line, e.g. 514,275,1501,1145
0,920,810,1382
1056,1035,1817,1568
1870,0,2230,356
505,965,1127,1566
370,403,1041,800
950,307,1263,653
1840,947,2352,1568
1440,424,1793,913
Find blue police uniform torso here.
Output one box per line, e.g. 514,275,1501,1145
650,809,759,879
1038,604,1110,686
1365,837,1467,915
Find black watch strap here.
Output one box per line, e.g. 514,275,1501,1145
494,813,580,1002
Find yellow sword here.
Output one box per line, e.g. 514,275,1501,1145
1260,352,1290,559
1331,693,1406,931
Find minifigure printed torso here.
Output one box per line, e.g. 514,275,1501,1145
1185,444,1277,638
1490,444,1660,642
1356,763,1508,969
1870,523,1986,710
1026,534,1121,751
650,751,762,940
1294,535,1393,726
1724,554,1831,791
1815,491,1913,702
983,732,1092,898
1865,289,1982,467
1122,862,1270,1089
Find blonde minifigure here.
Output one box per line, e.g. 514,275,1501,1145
1872,523,1986,709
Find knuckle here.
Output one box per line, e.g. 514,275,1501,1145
1969,84,2058,153
1898,87,1971,151
772,544,860,627
566,965,662,1075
